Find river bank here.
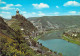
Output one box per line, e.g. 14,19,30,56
38,39,80,56
32,30,63,56
62,35,80,45
37,30,80,56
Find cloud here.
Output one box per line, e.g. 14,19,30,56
38,11,45,16
0,6,15,10
78,12,80,14
0,14,3,16
0,14,11,19
0,1,6,4
22,11,45,18
69,11,76,14
0,4,22,10
63,1,80,6
50,12,59,16
0,4,15,10
1,11,11,14
0,0,6,4
53,12,59,15
4,15,11,19
16,8,21,11
56,6,59,8
15,4,22,6
7,4,14,7
32,3,49,9
21,11,27,14
32,12,36,14
0,12,11,19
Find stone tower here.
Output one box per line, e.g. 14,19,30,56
16,10,19,15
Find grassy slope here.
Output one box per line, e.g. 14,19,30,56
6,19,21,31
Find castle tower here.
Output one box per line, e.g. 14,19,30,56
16,10,19,15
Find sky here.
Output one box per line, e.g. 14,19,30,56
0,0,80,19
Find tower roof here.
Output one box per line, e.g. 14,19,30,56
16,10,19,12
16,10,19,15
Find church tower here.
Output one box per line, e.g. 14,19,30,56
16,10,19,15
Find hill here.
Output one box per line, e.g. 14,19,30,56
28,16,80,30
0,15,61,56
0,17,18,38
6,15,37,37
0,13,38,56
0,16,39,56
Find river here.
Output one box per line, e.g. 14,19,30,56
38,30,80,56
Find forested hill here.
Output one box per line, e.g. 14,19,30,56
28,16,80,30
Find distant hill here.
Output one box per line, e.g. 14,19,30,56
28,16,80,30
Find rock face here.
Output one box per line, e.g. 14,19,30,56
0,17,17,38
6,14,37,36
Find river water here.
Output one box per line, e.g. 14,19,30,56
38,30,80,56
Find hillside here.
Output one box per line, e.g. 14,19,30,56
28,16,80,30
0,15,61,56
6,15,37,37
0,16,38,56
63,28,80,45
0,17,18,38
0,16,32,56
0,17,39,56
